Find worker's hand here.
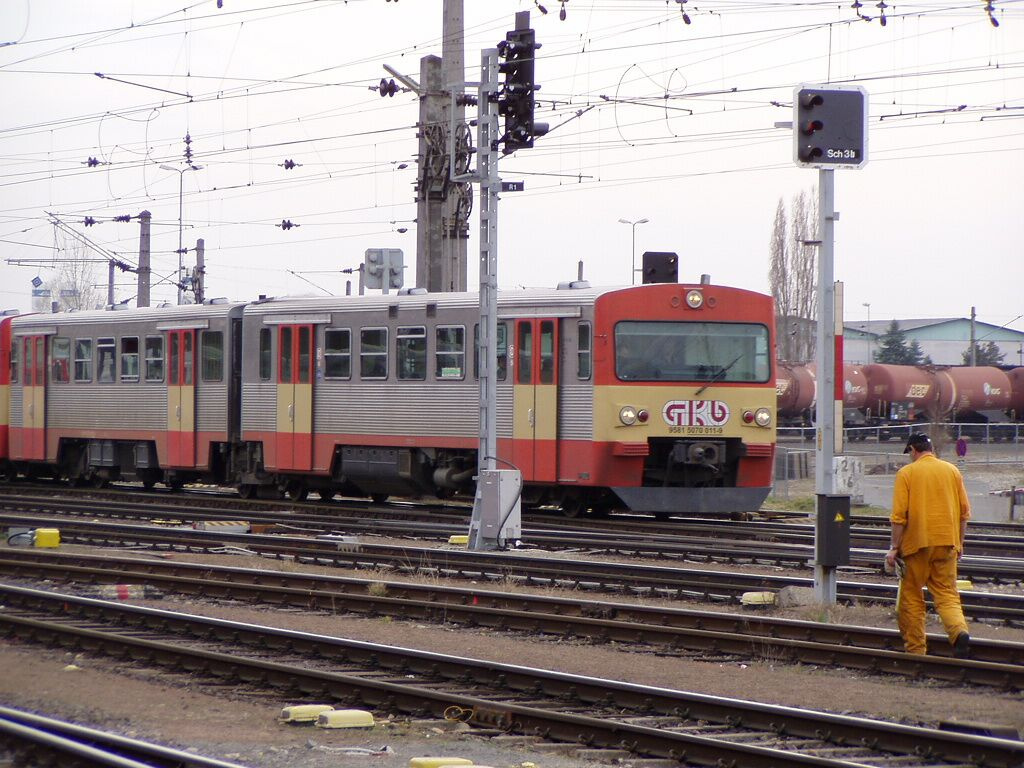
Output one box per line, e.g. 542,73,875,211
885,547,899,569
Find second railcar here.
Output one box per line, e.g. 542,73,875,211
237,282,776,514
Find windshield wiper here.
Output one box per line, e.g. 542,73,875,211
694,354,743,396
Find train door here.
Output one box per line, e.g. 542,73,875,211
276,324,313,471
512,318,559,482
166,329,196,467
20,335,46,460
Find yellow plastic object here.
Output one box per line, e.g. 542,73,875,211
278,704,334,723
33,529,60,548
957,579,973,591
740,591,776,607
447,535,469,546
316,709,375,729
409,758,473,768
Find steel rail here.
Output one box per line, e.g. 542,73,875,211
3,498,1022,584
2,583,1021,768
0,706,249,768
2,550,1022,688
2,512,1024,624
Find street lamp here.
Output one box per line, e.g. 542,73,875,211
862,302,872,361
618,217,649,285
160,164,203,305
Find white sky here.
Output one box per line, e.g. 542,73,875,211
1,0,1021,333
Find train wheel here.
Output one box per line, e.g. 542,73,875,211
238,483,258,500
318,489,336,502
560,498,585,518
285,482,308,502
370,493,389,504
91,474,108,489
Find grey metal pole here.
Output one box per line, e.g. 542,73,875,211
176,171,184,305
194,238,205,304
814,168,837,604
441,0,467,292
137,210,151,308
107,259,115,306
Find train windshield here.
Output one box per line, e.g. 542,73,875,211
615,321,770,383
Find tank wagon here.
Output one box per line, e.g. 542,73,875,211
0,282,777,516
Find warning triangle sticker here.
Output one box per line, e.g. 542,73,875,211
834,513,845,522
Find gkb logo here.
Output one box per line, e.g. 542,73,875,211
662,400,730,427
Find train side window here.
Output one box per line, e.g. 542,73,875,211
435,325,464,380
539,321,556,384
183,331,194,386
360,327,388,379
258,327,272,381
577,321,592,380
9,339,17,383
97,337,115,383
201,331,223,382
120,338,140,383
297,326,311,384
324,328,351,379
145,336,164,382
517,322,533,384
472,322,507,381
73,339,91,383
51,337,71,384
279,327,293,384
397,326,426,381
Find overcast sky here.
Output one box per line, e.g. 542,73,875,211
1,0,1021,334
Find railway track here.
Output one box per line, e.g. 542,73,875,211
3,493,1024,584
0,706,248,768
3,511,1024,624
3,582,1022,768
3,548,1022,690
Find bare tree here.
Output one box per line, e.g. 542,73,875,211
768,188,818,361
30,240,103,313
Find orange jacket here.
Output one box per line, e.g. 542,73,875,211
890,454,970,556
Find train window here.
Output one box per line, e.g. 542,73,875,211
472,322,507,381
74,339,92,382
169,333,179,385
517,323,533,384
397,326,426,381
9,339,17,383
297,326,311,384
201,331,224,382
577,322,592,380
145,336,164,382
279,327,293,384
51,337,71,384
120,338,140,382
183,331,194,386
324,329,351,379
97,338,115,383
435,326,464,380
360,327,388,379
540,321,555,384
614,321,771,383
259,327,272,381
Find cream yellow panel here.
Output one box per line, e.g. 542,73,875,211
533,384,557,441
512,384,535,441
294,382,313,434
180,384,195,432
276,383,294,434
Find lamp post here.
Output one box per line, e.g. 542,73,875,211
160,164,203,305
618,217,649,285
862,302,871,362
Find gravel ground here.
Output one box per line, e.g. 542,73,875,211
2,540,1023,768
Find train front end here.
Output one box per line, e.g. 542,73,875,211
592,283,776,515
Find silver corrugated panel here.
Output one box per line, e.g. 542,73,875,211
496,386,513,436
10,394,22,423
241,383,277,432
46,386,167,430
197,382,228,432
313,382,478,436
558,382,595,440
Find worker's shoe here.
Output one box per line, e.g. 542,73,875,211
952,632,970,659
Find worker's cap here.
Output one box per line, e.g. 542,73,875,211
903,433,933,454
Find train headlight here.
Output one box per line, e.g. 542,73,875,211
685,289,704,309
619,406,638,425
754,408,772,427
636,409,649,423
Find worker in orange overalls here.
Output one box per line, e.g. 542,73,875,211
886,432,971,657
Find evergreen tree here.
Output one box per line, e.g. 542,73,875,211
961,341,1005,366
873,320,917,364
907,340,927,365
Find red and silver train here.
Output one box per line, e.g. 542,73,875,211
0,282,777,516
777,361,1024,439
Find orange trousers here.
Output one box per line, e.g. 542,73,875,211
896,545,968,655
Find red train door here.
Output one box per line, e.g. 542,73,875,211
511,318,558,482
166,329,196,467
21,335,46,460
276,324,313,472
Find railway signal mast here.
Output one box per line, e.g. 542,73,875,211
457,12,548,550
793,83,868,605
